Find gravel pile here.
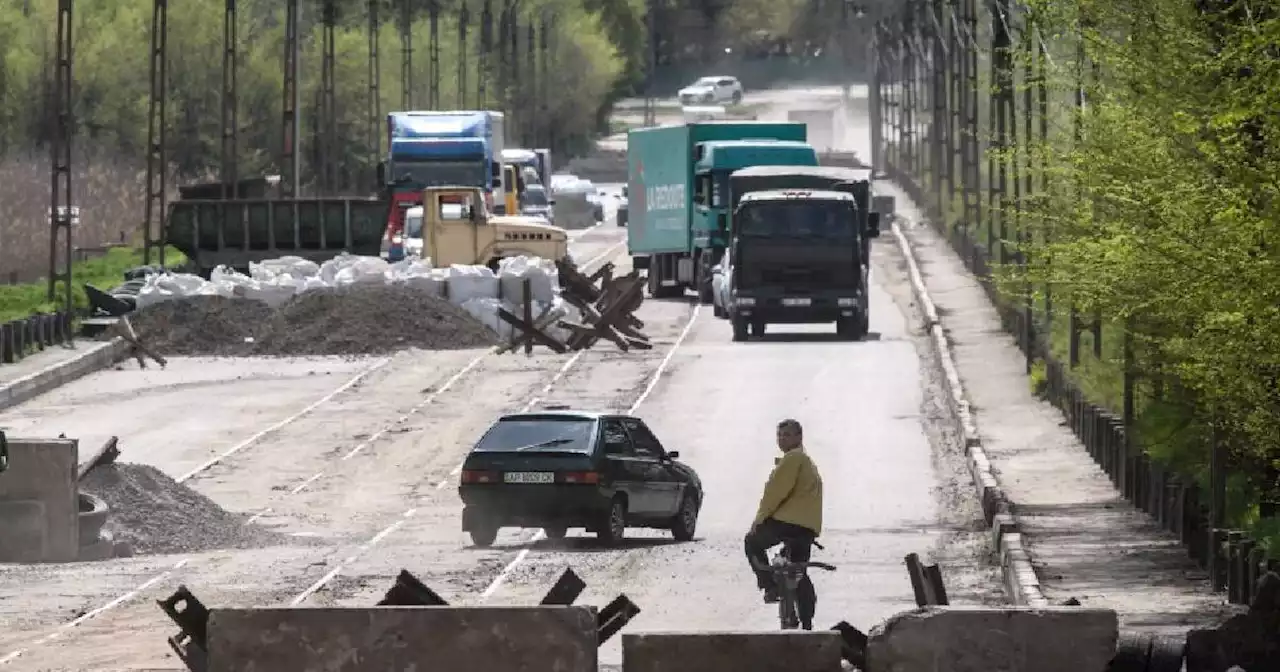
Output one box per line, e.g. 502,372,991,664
130,284,499,357
255,284,500,356
129,295,273,356
80,463,281,555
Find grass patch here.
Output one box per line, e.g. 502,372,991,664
0,246,188,323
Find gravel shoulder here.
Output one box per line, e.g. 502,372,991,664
887,185,1234,634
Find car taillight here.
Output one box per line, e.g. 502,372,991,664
559,471,600,484
460,470,498,484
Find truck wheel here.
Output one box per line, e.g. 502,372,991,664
696,260,714,305
732,316,749,342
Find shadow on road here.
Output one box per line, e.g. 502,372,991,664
747,331,883,343
505,535,686,553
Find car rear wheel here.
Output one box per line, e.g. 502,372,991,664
751,321,767,338
597,497,627,546
670,492,700,542
543,525,568,541
469,525,499,548
732,316,749,342
732,91,743,104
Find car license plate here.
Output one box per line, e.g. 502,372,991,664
503,471,554,484
782,297,811,307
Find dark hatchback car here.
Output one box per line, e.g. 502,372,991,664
457,411,703,547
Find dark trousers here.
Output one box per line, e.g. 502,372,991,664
745,518,818,626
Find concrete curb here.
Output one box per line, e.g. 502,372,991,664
0,338,131,413
889,221,1049,608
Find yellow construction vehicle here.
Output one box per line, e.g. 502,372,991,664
399,186,570,269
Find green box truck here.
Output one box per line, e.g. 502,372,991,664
627,121,819,301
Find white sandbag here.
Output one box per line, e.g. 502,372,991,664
460,297,513,340
497,255,558,304
333,256,391,285
445,265,499,304
250,256,320,282
317,252,366,284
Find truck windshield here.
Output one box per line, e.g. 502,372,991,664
392,160,487,189
737,201,856,239
523,188,549,206
472,417,596,454
405,212,423,238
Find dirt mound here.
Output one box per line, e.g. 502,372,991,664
131,283,499,357
80,462,282,555
254,284,500,356
129,295,273,356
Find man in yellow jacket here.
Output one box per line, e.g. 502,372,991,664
744,418,824,629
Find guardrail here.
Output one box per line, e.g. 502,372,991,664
0,310,75,365
891,166,1277,609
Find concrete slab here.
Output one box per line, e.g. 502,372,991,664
865,606,1118,672
0,438,78,562
207,606,599,672
621,632,844,672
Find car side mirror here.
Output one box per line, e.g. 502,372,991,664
548,199,556,205
665,451,680,460
866,213,881,238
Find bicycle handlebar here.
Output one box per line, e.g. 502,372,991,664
750,559,837,572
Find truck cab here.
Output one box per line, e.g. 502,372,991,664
389,186,570,269
690,140,819,300
726,189,873,342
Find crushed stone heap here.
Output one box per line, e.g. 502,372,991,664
129,284,501,357
79,463,283,555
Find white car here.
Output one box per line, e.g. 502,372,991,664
678,76,744,106
710,250,733,319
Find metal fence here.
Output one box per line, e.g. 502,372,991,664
869,0,1274,606
1,311,75,365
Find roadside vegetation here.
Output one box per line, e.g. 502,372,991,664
988,0,1280,545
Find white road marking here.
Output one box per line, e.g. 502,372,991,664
0,559,189,665
478,303,702,599
289,509,417,606
0,236,632,660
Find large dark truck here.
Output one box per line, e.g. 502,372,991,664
721,165,886,342
166,176,391,276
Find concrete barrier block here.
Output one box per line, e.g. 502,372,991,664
0,438,79,562
0,499,47,562
865,606,1117,672
622,631,843,672
207,605,598,672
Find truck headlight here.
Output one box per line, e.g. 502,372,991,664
837,298,857,307
735,296,755,307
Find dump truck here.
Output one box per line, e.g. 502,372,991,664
627,121,819,302
396,186,570,268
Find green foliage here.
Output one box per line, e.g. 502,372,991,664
0,0,629,185
0,246,187,324
1006,0,1280,534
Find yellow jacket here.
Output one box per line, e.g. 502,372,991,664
753,448,823,535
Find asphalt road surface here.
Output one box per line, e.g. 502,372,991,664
0,91,1000,670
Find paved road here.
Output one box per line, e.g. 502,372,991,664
0,94,1003,669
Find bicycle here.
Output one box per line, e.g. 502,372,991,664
752,539,837,630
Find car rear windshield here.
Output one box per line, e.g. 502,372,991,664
472,418,596,454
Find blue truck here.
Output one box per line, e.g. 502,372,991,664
382,111,507,260
627,122,819,301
